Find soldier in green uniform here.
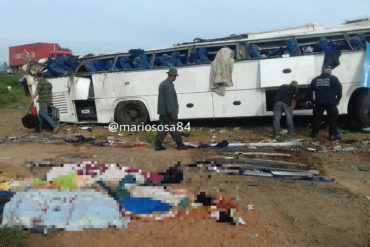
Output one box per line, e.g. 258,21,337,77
155,68,187,151
31,72,59,133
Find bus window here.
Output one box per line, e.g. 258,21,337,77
114,56,133,71
78,57,115,73
348,33,367,50
152,49,188,68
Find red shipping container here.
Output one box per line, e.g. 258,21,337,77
9,43,59,67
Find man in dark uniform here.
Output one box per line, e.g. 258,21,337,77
273,80,298,139
31,72,59,133
306,66,342,141
155,68,187,151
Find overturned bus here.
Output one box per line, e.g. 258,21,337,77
26,17,370,128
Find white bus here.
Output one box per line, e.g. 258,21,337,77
27,17,370,127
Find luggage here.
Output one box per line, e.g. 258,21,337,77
48,105,60,126
22,114,38,129
21,104,38,129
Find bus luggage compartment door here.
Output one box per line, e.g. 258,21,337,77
71,77,97,121
259,56,315,88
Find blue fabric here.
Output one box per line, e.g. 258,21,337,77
187,140,229,149
85,60,97,72
189,47,209,64
0,191,11,196
285,39,301,56
305,177,335,182
160,54,173,67
361,42,370,88
119,196,172,214
246,44,261,59
129,49,144,57
171,51,183,66
350,34,366,50
318,37,329,52
118,57,132,70
133,54,150,69
323,42,341,69
45,56,79,76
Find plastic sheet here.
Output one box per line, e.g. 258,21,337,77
361,42,370,88
1,190,130,231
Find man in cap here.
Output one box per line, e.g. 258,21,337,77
306,66,342,141
155,68,187,151
31,72,59,133
273,80,298,139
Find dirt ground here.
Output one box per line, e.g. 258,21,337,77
0,106,369,247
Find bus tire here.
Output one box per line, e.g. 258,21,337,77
358,91,370,127
115,101,149,125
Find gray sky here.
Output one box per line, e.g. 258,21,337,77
1,0,369,65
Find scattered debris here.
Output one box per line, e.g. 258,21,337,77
357,166,370,172
248,234,259,238
247,204,254,211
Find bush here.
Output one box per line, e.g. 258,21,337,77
0,74,25,107
0,227,27,247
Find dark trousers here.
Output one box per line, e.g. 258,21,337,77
312,104,338,136
155,115,182,145
22,83,31,96
273,101,294,137
38,103,57,130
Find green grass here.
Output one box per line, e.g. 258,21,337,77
0,74,26,107
0,227,28,247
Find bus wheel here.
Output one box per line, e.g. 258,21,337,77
358,90,370,127
115,101,149,125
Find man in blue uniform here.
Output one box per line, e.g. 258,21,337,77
155,68,187,151
306,66,342,141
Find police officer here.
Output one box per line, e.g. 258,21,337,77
155,68,187,151
306,66,342,141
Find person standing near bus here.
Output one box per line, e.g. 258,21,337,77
306,66,342,141
273,81,298,139
31,72,59,133
155,68,187,151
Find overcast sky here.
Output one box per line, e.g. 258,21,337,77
1,0,369,65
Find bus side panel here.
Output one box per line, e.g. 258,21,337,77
177,92,214,119
44,76,77,123
213,89,265,117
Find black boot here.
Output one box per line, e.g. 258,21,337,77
176,142,188,150
155,143,166,151
311,132,318,138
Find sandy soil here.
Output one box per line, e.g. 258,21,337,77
0,107,369,247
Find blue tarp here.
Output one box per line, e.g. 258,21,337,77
160,54,173,67
350,34,366,50
361,42,370,88
171,51,183,66
44,56,80,77
189,47,209,64
119,197,172,214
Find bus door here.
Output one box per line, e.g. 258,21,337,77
70,76,97,121
49,76,78,123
